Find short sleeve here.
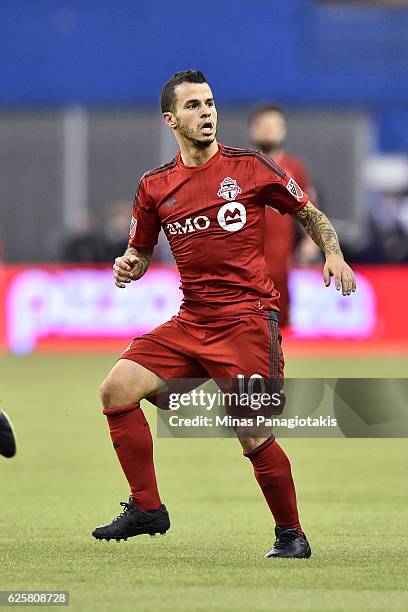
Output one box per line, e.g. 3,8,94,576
128,177,161,249
253,153,309,215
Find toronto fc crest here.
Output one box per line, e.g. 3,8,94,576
217,177,242,201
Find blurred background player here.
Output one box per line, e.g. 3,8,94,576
249,104,320,327
0,411,16,458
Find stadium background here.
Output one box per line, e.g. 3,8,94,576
1,1,407,611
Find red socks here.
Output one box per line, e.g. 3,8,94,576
103,404,302,533
103,402,161,511
245,436,304,537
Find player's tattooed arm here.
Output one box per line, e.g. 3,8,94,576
113,247,153,288
293,201,357,296
293,201,341,255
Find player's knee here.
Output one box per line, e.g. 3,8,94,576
99,370,147,410
99,377,122,410
99,361,158,410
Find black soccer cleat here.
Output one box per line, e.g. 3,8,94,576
264,526,312,559
92,496,170,542
0,411,17,458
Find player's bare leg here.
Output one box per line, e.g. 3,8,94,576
99,358,165,408
237,431,311,559
92,359,170,542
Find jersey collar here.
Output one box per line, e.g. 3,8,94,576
176,143,222,172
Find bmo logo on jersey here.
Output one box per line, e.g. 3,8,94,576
166,216,211,235
166,202,247,236
217,202,247,232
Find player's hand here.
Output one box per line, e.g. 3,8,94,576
113,254,140,288
323,254,356,296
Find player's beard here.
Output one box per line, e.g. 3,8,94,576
176,120,216,149
254,140,285,156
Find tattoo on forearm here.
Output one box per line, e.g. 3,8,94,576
294,203,342,256
125,247,152,280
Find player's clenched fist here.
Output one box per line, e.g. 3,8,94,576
113,248,152,288
113,254,138,288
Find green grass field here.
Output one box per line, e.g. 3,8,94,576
1,354,408,611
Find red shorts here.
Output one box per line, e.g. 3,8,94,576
121,309,284,394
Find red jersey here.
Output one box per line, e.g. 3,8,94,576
129,144,308,318
264,153,313,326
264,152,312,266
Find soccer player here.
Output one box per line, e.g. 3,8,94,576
92,70,356,558
0,411,16,458
249,104,319,326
